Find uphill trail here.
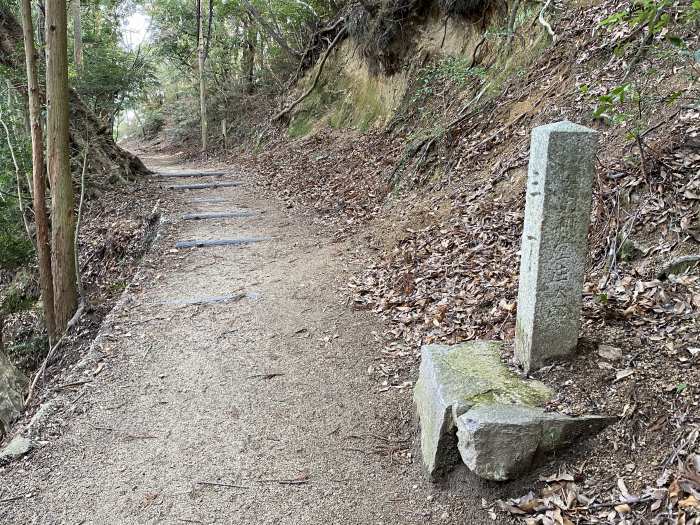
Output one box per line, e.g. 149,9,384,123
1,154,508,524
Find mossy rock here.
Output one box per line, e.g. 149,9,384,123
413,341,552,479
1,270,39,315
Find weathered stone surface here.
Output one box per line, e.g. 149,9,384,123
413,341,552,479
0,435,32,463
515,121,598,373
456,404,616,481
657,255,700,280
0,350,27,431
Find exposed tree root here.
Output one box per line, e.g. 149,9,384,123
273,25,347,122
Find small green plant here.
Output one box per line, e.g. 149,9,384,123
411,56,486,104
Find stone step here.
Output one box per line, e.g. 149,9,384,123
175,237,268,249
166,182,241,190
155,170,226,178
182,211,255,220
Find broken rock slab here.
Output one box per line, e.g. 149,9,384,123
456,404,616,481
0,435,32,464
413,341,552,480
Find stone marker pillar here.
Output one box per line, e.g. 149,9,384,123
515,121,598,373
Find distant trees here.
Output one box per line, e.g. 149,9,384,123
146,0,339,145
0,0,154,343
197,0,211,151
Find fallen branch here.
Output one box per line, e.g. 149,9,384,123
538,0,556,42
24,301,85,407
272,25,346,122
75,143,89,298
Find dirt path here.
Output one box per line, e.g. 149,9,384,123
1,155,511,524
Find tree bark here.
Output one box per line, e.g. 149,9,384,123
21,0,56,342
46,0,78,332
242,16,255,94
197,0,207,152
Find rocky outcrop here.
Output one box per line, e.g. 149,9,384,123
0,349,26,433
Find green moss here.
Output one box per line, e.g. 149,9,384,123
7,336,49,373
288,114,314,138
290,61,391,134
439,341,552,407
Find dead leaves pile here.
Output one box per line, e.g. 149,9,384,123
499,427,700,524
79,183,160,304
351,186,523,348
248,130,398,232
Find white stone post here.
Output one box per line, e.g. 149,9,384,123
515,121,598,373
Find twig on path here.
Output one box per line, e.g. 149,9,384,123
89,424,158,440
0,493,33,504
55,379,92,390
196,481,248,489
70,390,87,405
24,302,85,407
248,372,284,380
259,479,311,486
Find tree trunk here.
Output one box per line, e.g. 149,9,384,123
242,16,255,95
21,0,56,342
0,6,151,183
71,0,82,71
46,0,78,332
197,0,207,152
238,0,298,59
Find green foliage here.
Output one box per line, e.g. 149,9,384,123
0,207,33,270
71,2,157,130
589,0,699,138
600,0,700,56
413,56,486,103
0,87,33,272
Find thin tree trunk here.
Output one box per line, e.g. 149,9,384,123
198,0,207,152
239,0,298,58
242,16,255,94
71,0,82,71
20,0,56,342
46,0,78,332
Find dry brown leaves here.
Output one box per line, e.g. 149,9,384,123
498,427,700,524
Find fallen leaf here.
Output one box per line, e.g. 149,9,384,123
598,344,623,361
614,368,635,382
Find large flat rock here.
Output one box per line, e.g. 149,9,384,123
456,404,616,481
413,341,552,479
